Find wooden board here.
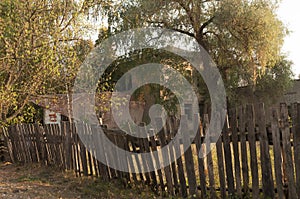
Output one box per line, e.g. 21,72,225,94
194,114,207,198
230,108,242,196
271,107,285,199
280,103,297,198
246,105,259,198
256,103,274,198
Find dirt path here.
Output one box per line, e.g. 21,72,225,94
0,163,83,199
0,163,157,199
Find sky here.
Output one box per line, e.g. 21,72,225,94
277,0,300,78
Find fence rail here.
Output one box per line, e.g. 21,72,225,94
2,103,300,198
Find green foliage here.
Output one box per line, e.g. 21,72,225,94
0,0,92,125
0,0,293,125
96,48,198,121
94,0,292,104
255,57,293,104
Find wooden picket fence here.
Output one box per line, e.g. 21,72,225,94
2,103,300,198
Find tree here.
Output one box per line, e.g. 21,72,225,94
91,0,292,106
0,0,92,125
96,47,190,122
255,57,293,104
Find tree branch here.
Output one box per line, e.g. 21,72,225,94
175,1,195,26
146,20,195,38
171,28,195,38
199,16,215,35
5,95,30,122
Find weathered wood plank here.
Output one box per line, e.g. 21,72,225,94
280,103,298,199
19,124,32,163
137,135,151,183
84,124,94,176
230,108,242,197
24,125,35,163
148,131,165,194
105,132,117,179
292,103,300,198
62,122,72,170
155,117,174,195
181,115,197,197
194,114,207,198
56,124,65,169
172,129,187,198
138,125,152,184
165,119,179,195
246,105,259,198
256,103,275,198
126,134,138,183
127,124,145,181
140,124,157,188
73,123,82,177
2,127,14,163
30,124,39,163
223,117,235,195
271,107,285,199
112,133,126,179
49,124,58,165
117,133,130,181
216,135,226,198
91,125,110,181
238,106,249,194
203,114,217,199
77,123,88,176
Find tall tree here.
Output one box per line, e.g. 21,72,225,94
92,0,292,105
0,0,92,125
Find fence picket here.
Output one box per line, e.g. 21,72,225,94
230,108,242,197
172,129,187,197
223,118,235,195
155,117,174,195
194,114,207,198
280,103,298,199
167,119,179,195
181,115,197,196
203,114,217,199
271,107,285,199
216,134,226,198
238,106,249,194
292,103,300,198
148,131,165,194
4,104,300,198
246,104,259,198
256,103,275,198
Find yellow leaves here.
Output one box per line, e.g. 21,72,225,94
0,0,90,123
213,0,285,74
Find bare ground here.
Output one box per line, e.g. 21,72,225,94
0,162,158,199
